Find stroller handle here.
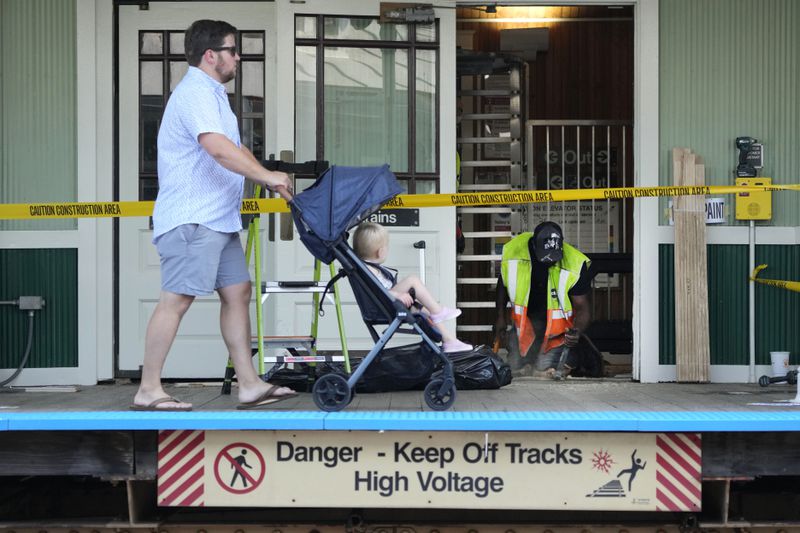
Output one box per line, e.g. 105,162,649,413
274,184,293,202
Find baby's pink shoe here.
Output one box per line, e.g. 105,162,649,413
429,306,461,324
442,339,473,353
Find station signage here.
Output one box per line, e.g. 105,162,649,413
157,430,701,511
368,208,419,227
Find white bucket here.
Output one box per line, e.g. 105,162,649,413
770,351,790,377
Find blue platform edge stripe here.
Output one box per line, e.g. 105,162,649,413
2,410,800,432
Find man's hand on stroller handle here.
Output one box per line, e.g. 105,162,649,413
266,170,294,201
274,184,293,202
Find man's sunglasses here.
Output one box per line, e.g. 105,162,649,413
212,45,238,56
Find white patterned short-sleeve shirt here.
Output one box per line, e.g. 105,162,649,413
152,66,244,240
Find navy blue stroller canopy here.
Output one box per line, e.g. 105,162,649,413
290,164,402,263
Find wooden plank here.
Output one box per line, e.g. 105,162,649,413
673,148,710,382
703,432,800,477
692,159,711,381
133,431,158,480
0,430,134,477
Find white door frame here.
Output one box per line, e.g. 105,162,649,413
116,2,276,378
457,0,660,381
268,0,457,353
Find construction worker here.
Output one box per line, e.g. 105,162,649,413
494,221,592,378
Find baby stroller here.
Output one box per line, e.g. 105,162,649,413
289,164,457,412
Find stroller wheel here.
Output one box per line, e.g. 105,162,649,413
313,373,351,411
424,378,456,411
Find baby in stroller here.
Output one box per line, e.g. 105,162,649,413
352,221,473,354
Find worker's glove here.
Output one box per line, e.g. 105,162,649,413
564,328,580,347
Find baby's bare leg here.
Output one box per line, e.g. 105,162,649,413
393,275,442,314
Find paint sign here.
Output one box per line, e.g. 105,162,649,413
158,430,701,511
668,197,726,225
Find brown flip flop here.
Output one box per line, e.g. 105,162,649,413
237,384,298,410
130,396,192,411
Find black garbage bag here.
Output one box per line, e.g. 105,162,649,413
568,337,605,378
267,366,316,392
318,341,438,393
435,345,512,390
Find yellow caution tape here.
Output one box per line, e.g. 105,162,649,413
750,265,800,293
2,183,799,220
0,198,288,220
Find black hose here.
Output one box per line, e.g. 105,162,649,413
0,311,34,391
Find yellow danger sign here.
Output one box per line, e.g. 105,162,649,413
157,429,702,511
1,183,798,220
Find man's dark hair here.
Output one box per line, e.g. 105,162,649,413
184,19,237,66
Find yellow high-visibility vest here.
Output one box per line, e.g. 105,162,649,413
500,234,589,355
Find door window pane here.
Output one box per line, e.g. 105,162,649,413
324,47,408,170
241,61,264,98
138,29,264,201
295,17,438,193
140,96,162,174
224,78,235,94
295,16,317,38
140,32,162,54
416,23,437,42
295,46,317,162
415,49,436,172
168,32,184,55
242,118,264,161
323,17,408,41
140,61,162,95
169,61,188,93
415,179,436,194
241,32,264,54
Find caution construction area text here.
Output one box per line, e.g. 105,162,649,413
157,429,701,511
2,183,799,220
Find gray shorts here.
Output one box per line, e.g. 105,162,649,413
155,224,250,296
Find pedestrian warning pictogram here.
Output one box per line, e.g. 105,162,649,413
213,442,265,495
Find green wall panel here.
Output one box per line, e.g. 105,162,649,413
754,246,800,365
0,249,78,369
660,244,800,366
659,0,800,226
0,0,77,231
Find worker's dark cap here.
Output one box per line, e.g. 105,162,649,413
532,221,563,264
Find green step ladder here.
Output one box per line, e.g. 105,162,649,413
221,182,350,395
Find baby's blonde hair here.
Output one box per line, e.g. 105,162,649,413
353,221,388,259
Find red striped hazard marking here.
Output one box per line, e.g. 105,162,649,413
655,433,701,512
157,430,205,507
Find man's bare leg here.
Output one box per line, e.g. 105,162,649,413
217,281,295,403
133,291,194,409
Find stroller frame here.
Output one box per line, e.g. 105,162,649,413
311,239,457,411
287,162,457,411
